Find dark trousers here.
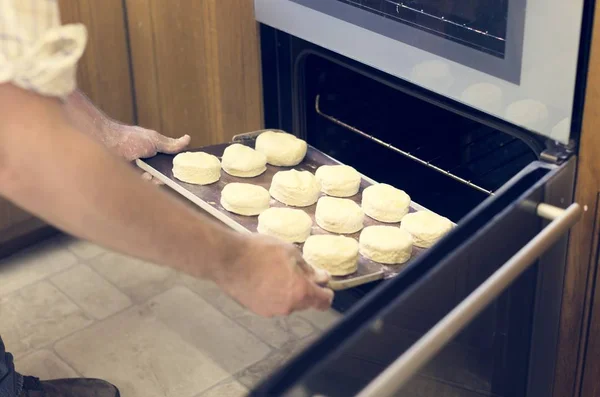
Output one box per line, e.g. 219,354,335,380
0,336,22,397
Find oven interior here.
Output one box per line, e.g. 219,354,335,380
271,44,550,396
300,54,542,223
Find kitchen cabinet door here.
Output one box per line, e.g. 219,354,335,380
0,198,50,257
125,0,263,146
568,1,600,396
0,199,32,232
59,0,135,124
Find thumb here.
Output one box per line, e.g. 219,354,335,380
154,133,191,154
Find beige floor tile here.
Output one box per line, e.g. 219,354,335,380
236,334,319,389
15,350,79,379
177,274,247,318
234,313,314,349
0,239,78,297
89,252,175,302
64,238,106,260
55,306,231,397
50,265,132,320
148,287,271,374
199,379,249,397
297,308,342,331
0,282,94,358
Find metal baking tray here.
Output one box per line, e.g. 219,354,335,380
136,130,435,290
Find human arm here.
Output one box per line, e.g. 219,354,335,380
0,83,333,316
63,89,190,161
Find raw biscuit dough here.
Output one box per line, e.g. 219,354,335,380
400,211,453,248
315,165,361,197
505,99,549,131
362,184,411,223
270,169,321,207
359,225,413,265
316,196,364,234
303,235,359,276
172,152,221,185
220,183,270,216
221,144,267,177
257,207,312,243
255,131,307,166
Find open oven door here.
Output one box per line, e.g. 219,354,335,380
249,158,581,397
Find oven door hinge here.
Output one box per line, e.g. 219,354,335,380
540,140,577,165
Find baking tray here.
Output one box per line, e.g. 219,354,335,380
137,130,434,290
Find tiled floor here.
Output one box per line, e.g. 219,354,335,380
0,236,341,397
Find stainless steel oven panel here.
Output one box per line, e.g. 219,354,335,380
249,160,581,397
255,0,585,144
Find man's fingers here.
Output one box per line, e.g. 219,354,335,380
309,284,335,311
154,133,191,154
298,257,330,286
140,172,164,185
312,268,330,286
290,250,330,286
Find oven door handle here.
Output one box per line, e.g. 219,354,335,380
356,202,583,397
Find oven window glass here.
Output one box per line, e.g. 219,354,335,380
336,0,508,57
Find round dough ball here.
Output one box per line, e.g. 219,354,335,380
316,197,364,234
303,235,359,276
315,165,361,197
270,169,321,207
220,183,270,216
505,99,549,131
221,144,267,178
257,207,312,243
255,131,307,166
362,184,411,223
460,83,503,114
172,152,221,185
400,211,453,248
359,226,413,265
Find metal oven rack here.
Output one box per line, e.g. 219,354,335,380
315,94,535,196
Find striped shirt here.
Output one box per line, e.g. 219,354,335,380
0,0,87,98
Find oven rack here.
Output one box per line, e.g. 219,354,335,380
315,94,496,196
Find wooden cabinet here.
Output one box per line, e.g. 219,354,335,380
557,3,600,396
0,199,38,243
60,0,263,142
0,198,50,257
124,0,263,146
59,0,135,124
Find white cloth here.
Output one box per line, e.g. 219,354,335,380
0,0,87,97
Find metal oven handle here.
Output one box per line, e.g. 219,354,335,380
356,202,583,397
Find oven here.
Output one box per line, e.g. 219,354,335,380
249,0,593,396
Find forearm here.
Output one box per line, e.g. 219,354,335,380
0,84,242,280
63,89,115,143
63,89,190,161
